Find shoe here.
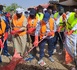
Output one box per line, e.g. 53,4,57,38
58,52,62,55
53,49,56,54
4,53,11,57
29,54,34,58
58,49,62,55
49,57,54,62
24,54,35,61
24,57,34,61
71,67,76,70
38,59,46,66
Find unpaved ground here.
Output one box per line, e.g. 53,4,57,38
0,41,75,70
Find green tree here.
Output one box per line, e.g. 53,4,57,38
5,3,21,12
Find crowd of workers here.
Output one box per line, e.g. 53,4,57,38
0,4,77,68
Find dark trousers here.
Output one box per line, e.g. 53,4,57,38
3,40,8,55
39,37,56,59
58,32,64,50
30,35,37,57
54,32,64,50
0,37,8,55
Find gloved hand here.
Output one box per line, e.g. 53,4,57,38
0,39,4,48
66,30,74,35
48,31,54,36
54,18,57,21
27,24,30,28
57,26,63,32
11,30,17,35
27,28,36,34
4,32,8,41
33,35,39,47
62,13,67,20
11,30,21,35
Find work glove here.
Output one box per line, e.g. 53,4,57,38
11,30,22,35
0,39,4,48
62,13,67,20
48,31,54,36
11,30,17,35
62,13,67,23
57,26,63,32
54,18,57,21
66,30,74,35
27,28,36,34
27,24,30,28
33,35,39,47
4,32,8,41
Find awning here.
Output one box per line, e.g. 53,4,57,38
39,3,50,8
59,0,77,6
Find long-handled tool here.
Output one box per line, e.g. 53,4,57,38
0,35,47,70
24,36,47,57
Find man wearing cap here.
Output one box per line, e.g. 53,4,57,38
36,5,44,21
11,8,27,58
27,8,40,59
33,7,56,66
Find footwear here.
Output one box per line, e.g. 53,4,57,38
4,53,11,57
58,52,62,55
49,57,54,62
24,57,34,61
53,49,56,54
24,54,35,61
71,67,76,70
29,54,34,58
58,49,62,55
38,59,46,66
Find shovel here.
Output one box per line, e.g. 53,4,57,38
0,35,47,70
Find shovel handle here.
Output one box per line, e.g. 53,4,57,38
24,36,47,57
0,48,3,55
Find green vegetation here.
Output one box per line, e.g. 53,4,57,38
5,3,21,12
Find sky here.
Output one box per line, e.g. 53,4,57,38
0,0,49,8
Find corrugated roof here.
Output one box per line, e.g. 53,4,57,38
59,0,77,6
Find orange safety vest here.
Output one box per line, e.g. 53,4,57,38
12,14,26,36
0,19,6,38
27,16,38,28
40,18,54,39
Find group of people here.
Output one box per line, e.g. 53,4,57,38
0,4,77,67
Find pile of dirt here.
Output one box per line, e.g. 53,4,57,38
15,64,53,70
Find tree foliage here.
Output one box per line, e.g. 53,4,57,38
5,3,21,12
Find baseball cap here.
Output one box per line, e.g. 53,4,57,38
29,8,36,15
43,12,50,22
16,8,23,14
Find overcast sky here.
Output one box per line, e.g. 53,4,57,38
0,0,49,8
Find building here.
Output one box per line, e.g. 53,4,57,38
49,0,67,4
49,0,77,11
